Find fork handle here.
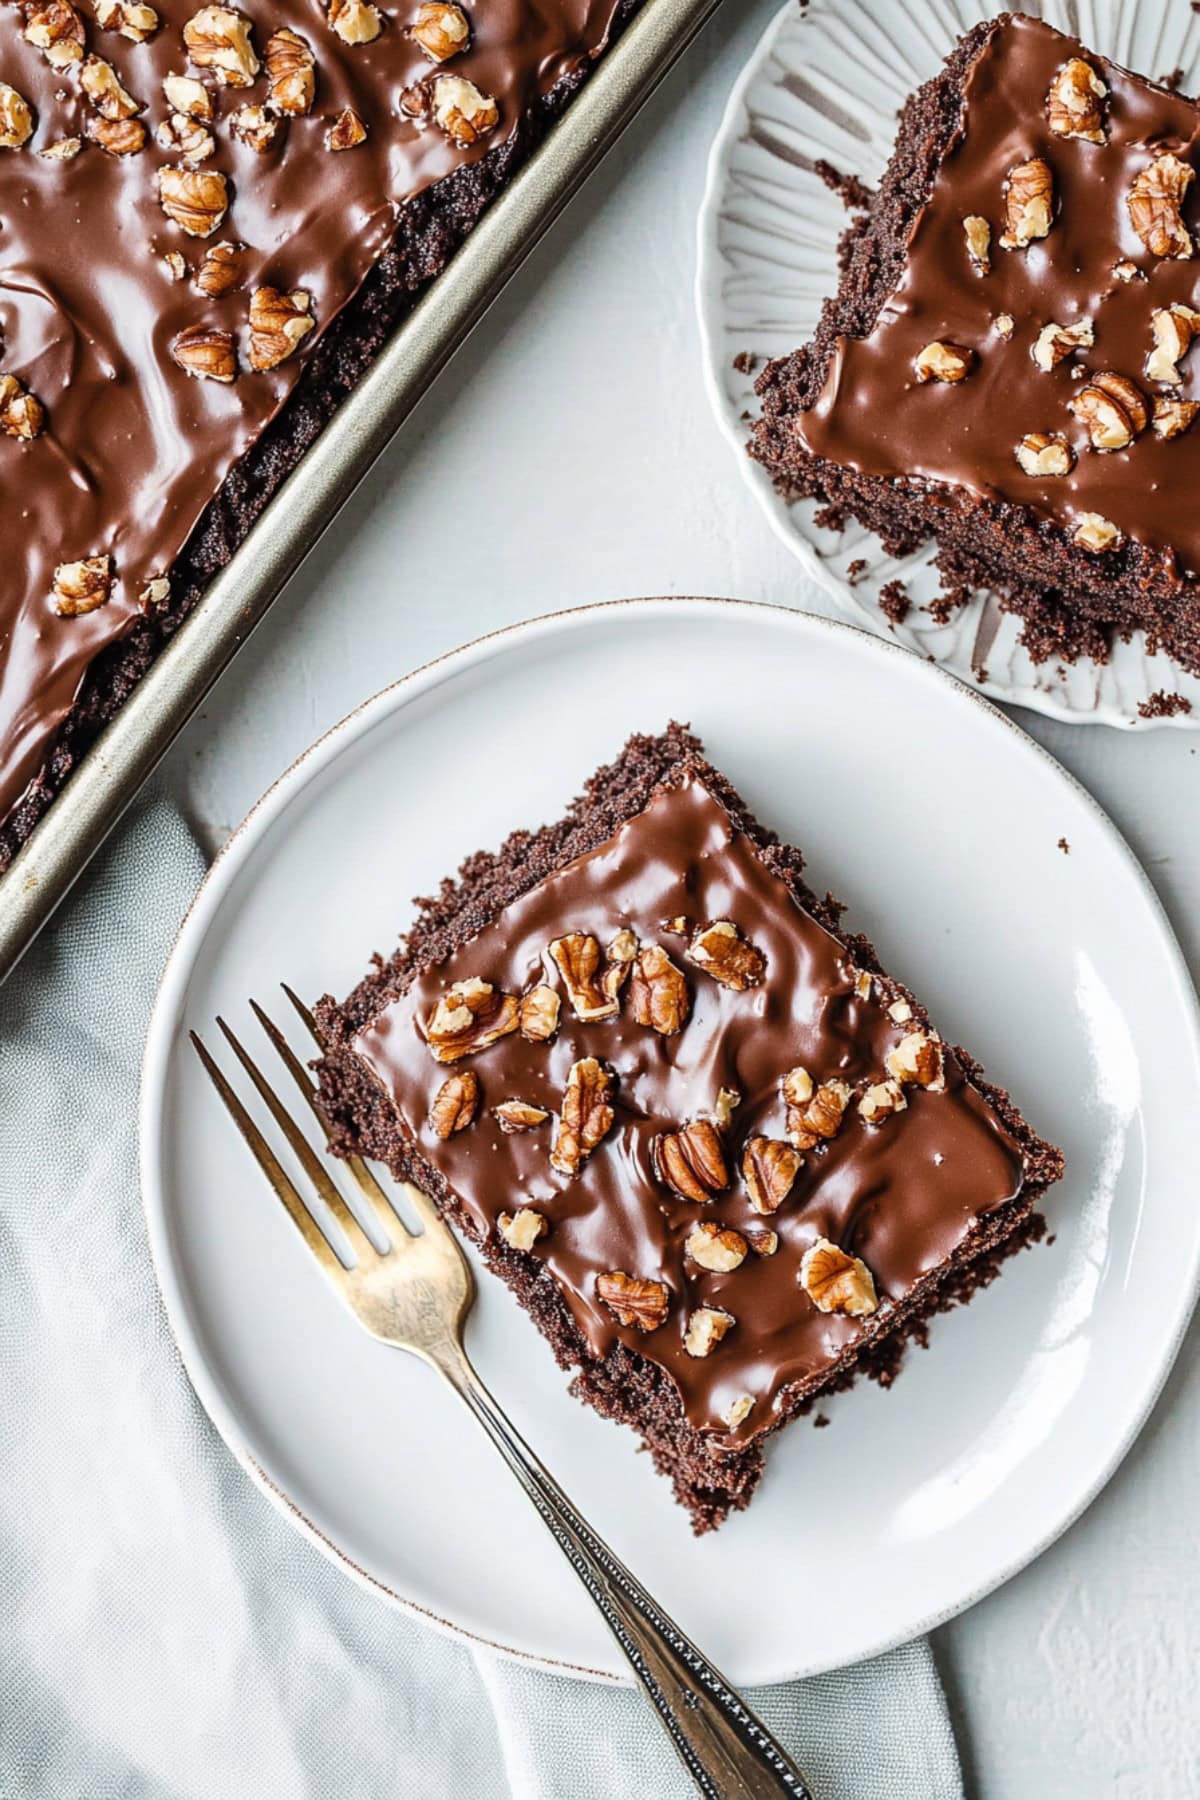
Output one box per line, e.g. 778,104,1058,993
436,1352,813,1799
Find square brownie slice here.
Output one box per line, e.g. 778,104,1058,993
314,725,1063,1531
751,13,1200,672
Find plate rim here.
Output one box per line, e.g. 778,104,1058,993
693,0,1200,734
139,593,1200,1686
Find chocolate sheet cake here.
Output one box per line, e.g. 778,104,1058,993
751,13,1200,671
0,0,641,868
314,725,1064,1530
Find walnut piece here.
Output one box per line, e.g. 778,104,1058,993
686,919,766,991
329,0,382,45
684,1306,734,1358
655,1118,728,1204
1046,57,1106,142
913,341,973,384
628,944,690,1035
550,1057,614,1176
723,1394,755,1430
742,1136,801,1215
596,1270,669,1332
602,928,638,1001
429,1068,479,1138
1153,397,1200,440
94,0,159,40
156,113,215,160
81,55,141,120
492,1099,549,1134
265,26,315,115
1072,512,1121,552
87,114,146,154
195,241,242,296
993,313,1015,339
1070,375,1147,451
158,165,229,236
1127,153,1194,259
163,250,187,280
884,1030,945,1091
518,983,560,1042
858,1079,907,1123
786,1075,852,1151
685,1221,747,1272
230,103,277,151
800,1238,878,1317
52,555,112,616
0,373,45,439
163,71,212,119
326,106,367,150
432,74,499,145
248,286,315,369
1113,260,1142,283
549,932,619,1022
1031,318,1094,371
1146,304,1200,384
412,1,469,60
498,1208,548,1252
425,977,518,1063
22,0,85,68
962,214,991,274
1014,432,1073,477
170,323,236,381
184,5,259,86
40,135,83,158
745,1227,778,1257
140,576,171,608
1000,158,1054,249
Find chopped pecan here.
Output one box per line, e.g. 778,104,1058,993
549,932,619,1022
248,286,315,369
22,0,84,68
684,1306,734,1358
492,1099,549,1134
962,214,991,274
858,1079,907,1123
518,983,560,1043
602,927,638,1001
1127,152,1194,259
265,26,314,115
913,341,973,383
94,0,158,39
745,1226,778,1257
1014,432,1073,477
723,1393,755,1430
711,1086,740,1130
1092,370,1148,433
139,576,170,608
628,944,690,1035
596,1270,669,1332
1153,396,1200,439
40,135,83,159
885,1030,945,1091
1031,318,1093,370
326,106,367,150
786,1075,852,1150
742,1136,800,1215
888,999,912,1023
993,313,1015,339
230,103,278,151
195,241,243,296
52,555,112,616
799,1238,878,1317
170,324,236,382
1046,57,1106,141
0,374,45,440
157,164,229,236
425,977,518,1063
1072,512,1121,552
655,1118,728,1203
1000,157,1054,249
81,55,141,120
86,114,146,153
1070,378,1143,451
412,1,469,60
429,1068,479,1138
432,73,498,145
685,1220,747,1272
163,70,212,119
184,5,259,86
156,113,215,160
686,919,766,991
329,0,382,45
163,249,187,280
1146,304,1200,384
550,1057,614,1176
498,1208,547,1252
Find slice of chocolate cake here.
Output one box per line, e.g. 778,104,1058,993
751,13,1200,671
314,724,1063,1531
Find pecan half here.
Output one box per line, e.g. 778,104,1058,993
1000,157,1054,249
1127,152,1194,259
596,1270,669,1332
518,983,560,1043
429,1068,479,1138
425,977,519,1063
326,106,367,150
248,286,315,369
0,373,45,439
195,241,242,296
655,1118,728,1203
184,4,259,85
432,73,498,145
94,0,158,39
1046,57,1106,142
550,1057,614,1176
412,1,469,60
549,932,619,1022
22,0,84,68
684,1306,734,1358
913,341,973,383
686,919,766,991
884,1030,945,1091
170,323,236,380
628,944,690,1035
742,1136,800,1215
52,555,112,616
492,1099,548,1134
158,165,229,236
799,1238,878,1317
265,26,314,115
685,1221,747,1272
498,1208,547,1252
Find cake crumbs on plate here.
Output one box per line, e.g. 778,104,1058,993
1137,690,1193,720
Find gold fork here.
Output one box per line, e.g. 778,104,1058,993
190,988,813,1800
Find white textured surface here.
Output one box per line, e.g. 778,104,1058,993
157,3,1200,1792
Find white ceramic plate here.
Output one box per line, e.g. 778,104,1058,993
141,598,1200,1686
696,0,1200,729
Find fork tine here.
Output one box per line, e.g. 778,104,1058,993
189,1032,347,1285
216,1016,380,1264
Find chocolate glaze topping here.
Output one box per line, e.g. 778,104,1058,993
0,0,621,826
353,777,1027,1445
798,15,1200,579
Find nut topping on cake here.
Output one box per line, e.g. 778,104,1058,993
22,0,85,69
328,0,382,44
157,166,229,237
0,375,46,440
596,1270,669,1332
684,1306,734,1357
40,136,83,159
411,2,469,61
1015,433,1073,477
1031,319,1094,371
230,103,278,152
248,287,315,369
656,1118,729,1203
1000,157,1053,248
686,919,766,990
885,1030,946,1090
742,1136,800,1214
602,928,638,999
518,984,560,1042
81,56,142,120
712,1086,740,1130
94,0,159,40
265,27,315,115
52,556,112,616
858,1079,907,1123
1072,512,1121,551
723,1394,755,1429
1127,152,1194,259
993,313,1015,339
140,576,171,608
195,241,243,295
425,977,519,1063
1146,305,1200,385
170,325,236,382
327,107,367,150
87,115,147,154
163,71,213,119
432,74,499,145
686,1221,747,1272
962,214,991,274
1046,57,1106,142
745,1227,779,1256
498,1207,547,1251
1070,379,1143,451
549,932,619,1022
1153,397,1200,440
800,1239,878,1317
914,341,972,383
628,944,690,1035
786,1076,852,1150
492,1099,549,1134
429,1068,479,1137
157,113,216,160
184,5,259,86
550,1057,614,1176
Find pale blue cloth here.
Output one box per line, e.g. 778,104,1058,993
0,799,963,1799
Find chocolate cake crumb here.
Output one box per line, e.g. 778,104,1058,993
1161,67,1187,93
846,558,869,586
733,350,758,375
812,158,874,211
878,579,910,625
1057,837,1070,854
813,1413,830,1429
1137,690,1194,719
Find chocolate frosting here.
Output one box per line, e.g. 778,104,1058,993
0,0,622,827
798,15,1200,579
353,777,1027,1445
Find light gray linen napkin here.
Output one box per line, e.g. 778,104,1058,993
0,797,963,1800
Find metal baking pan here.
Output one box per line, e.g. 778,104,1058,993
0,0,723,986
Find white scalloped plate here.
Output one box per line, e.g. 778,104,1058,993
697,0,1200,728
